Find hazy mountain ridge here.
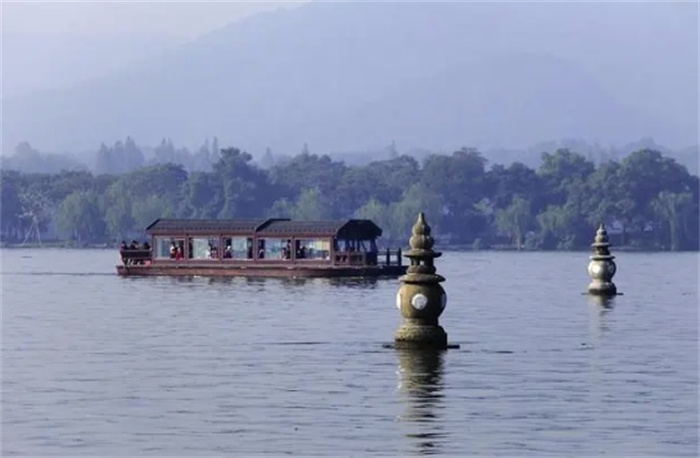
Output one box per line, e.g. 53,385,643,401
2,1,697,155
1,32,183,98
317,52,677,152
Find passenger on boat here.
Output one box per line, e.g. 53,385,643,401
175,246,184,260
279,240,290,260
142,241,151,251
120,241,129,265
129,240,139,250
170,242,178,259
224,245,233,259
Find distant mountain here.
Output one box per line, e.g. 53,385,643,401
314,52,683,152
2,1,697,156
2,32,182,98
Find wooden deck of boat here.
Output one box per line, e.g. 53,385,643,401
116,263,406,278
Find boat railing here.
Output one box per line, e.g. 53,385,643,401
333,248,402,267
120,248,152,265
333,251,367,266
380,248,402,267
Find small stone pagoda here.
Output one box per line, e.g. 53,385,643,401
394,212,448,349
587,223,618,296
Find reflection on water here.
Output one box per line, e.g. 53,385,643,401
327,277,381,289
396,348,447,456
588,295,616,336
588,294,615,310
165,275,383,289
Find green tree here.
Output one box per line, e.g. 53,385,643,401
651,191,694,250
0,170,24,241
420,148,489,241
355,198,395,246
103,181,136,239
495,196,532,250
132,194,175,230
180,172,224,218
269,152,346,205
355,198,389,224
292,187,329,220
214,147,273,218
487,162,544,211
267,198,295,218
536,204,577,250
390,184,443,245
17,188,52,244
616,149,693,235
56,190,105,242
538,149,595,206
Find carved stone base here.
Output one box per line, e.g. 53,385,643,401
394,324,448,350
588,280,617,296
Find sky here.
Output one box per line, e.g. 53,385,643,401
1,1,309,97
0,0,697,155
2,1,307,40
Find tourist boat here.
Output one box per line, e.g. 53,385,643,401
117,218,405,278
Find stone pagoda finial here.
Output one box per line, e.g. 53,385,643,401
409,212,435,251
394,212,449,349
587,223,618,296
594,223,611,249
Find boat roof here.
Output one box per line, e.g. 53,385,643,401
146,218,382,238
146,218,271,233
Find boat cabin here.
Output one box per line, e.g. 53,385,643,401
121,218,402,268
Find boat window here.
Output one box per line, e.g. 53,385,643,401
295,239,331,260
221,237,253,260
187,237,219,260
154,237,184,259
258,238,292,260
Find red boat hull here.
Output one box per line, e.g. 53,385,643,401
116,263,405,278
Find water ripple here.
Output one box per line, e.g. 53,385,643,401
1,249,697,456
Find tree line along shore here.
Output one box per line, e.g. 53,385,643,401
1,146,697,252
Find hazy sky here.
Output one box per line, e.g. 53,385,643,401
2,1,307,40
1,1,309,97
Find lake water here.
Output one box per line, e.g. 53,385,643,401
1,248,697,456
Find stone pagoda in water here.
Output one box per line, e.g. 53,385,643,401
394,212,449,349
587,223,618,296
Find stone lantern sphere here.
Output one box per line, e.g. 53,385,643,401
587,223,618,296
394,212,448,349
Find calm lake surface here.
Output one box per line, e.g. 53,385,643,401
1,249,698,456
